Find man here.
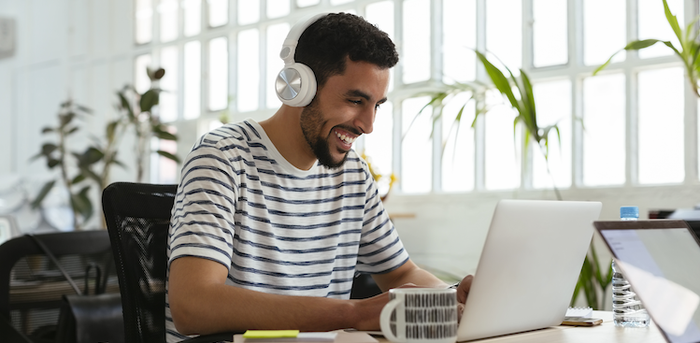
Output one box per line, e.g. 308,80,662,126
166,12,472,342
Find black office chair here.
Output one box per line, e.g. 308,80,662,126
102,182,237,343
0,230,118,343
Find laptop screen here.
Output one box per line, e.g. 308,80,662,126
597,221,700,343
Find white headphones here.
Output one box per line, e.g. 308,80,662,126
275,13,328,107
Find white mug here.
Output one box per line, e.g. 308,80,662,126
380,288,459,343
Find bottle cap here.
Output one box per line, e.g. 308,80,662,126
620,206,639,219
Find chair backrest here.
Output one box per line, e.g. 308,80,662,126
102,182,177,343
0,230,115,342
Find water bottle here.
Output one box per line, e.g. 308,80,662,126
611,206,650,327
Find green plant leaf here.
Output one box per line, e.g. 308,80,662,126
42,127,54,134
571,271,582,307
59,112,76,127
140,89,160,113
76,104,93,114
81,166,102,184
402,93,446,140
580,256,597,308
48,158,61,168
30,180,56,209
592,49,623,76
71,186,93,222
156,150,180,163
663,0,683,45
112,159,128,169
152,126,178,141
106,120,119,142
65,126,79,136
518,69,539,141
475,51,519,109
661,40,683,58
40,143,58,156
625,39,662,51
118,91,135,121
72,173,86,185
590,244,605,286
78,147,104,166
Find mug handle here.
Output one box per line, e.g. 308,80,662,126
380,298,404,343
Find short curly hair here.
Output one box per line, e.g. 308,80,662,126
295,12,399,89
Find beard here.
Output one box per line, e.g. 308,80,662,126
300,101,350,169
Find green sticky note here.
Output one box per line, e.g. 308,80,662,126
243,330,300,339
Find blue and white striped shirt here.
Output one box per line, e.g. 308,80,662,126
165,120,409,342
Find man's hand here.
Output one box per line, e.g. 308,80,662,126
456,275,473,304
455,275,473,323
349,292,390,331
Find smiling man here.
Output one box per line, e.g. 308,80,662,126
165,12,472,342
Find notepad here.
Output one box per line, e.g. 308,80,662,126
565,307,593,318
243,330,338,342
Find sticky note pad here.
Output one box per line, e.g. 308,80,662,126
243,330,300,339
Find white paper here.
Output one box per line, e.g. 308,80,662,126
297,333,338,341
616,259,700,336
565,307,592,318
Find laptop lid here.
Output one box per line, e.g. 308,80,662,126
595,220,700,343
457,199,602,341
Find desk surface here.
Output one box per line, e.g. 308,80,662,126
464,311,666,343
231,311,667,343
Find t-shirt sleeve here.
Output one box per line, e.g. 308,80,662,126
168,139,238,270
355,163,409,274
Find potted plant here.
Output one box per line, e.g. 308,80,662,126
414,50,612,309
31,67,180,230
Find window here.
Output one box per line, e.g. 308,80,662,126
582,73,626,186
532,0,567,67
583,0,625,66
401,97,432,193
532,80,571,189
183,41,201,120
638,67,684,184
208,37,228,111
133,0,697,192
402,0,431,84
237,29,259,112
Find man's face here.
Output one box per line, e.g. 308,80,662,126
300,59,390,169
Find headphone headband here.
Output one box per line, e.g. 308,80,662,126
279,13,328,66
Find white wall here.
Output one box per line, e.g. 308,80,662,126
0,0,139,229
0,0,136,176
385,185,700,277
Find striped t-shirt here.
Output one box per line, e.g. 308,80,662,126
165,120,409,342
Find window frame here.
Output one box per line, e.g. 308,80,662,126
133,0,700,195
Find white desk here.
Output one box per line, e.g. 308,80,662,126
232,311,667,343
463,311,666,343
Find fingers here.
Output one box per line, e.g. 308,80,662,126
457,275,474,304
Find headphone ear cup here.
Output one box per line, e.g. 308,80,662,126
275,63,317,107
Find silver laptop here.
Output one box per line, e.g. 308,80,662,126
595,219,700,343
457,199,602,341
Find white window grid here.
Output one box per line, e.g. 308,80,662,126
133,0,700,193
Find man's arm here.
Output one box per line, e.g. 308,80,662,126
371,259,474,304
168,256,388,335
371,259,448,291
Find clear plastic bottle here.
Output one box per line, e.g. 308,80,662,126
611,206,650,327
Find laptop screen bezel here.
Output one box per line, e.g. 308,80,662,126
594,219,700,255
594,219,700,343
